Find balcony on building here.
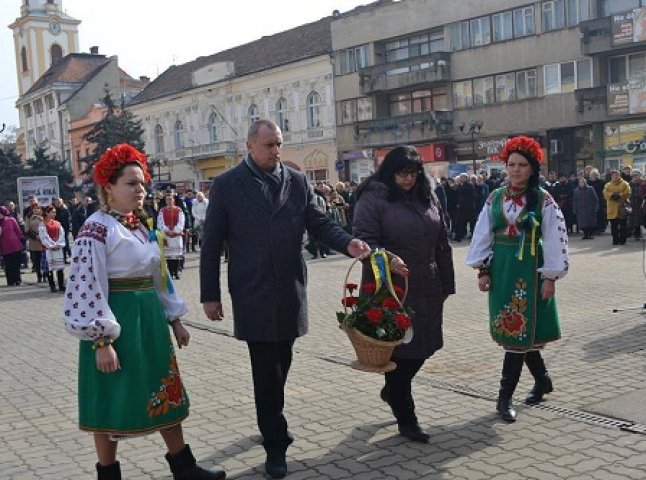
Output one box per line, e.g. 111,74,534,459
358,52,451,96
575,86,608,123
163,141,238,161
352,110,453,148
580,13,646,55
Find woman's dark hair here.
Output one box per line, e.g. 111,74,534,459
356,145,433,206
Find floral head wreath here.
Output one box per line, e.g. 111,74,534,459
93,143,151,187
500,136,543,165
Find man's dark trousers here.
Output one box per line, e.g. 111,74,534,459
247,340,295,455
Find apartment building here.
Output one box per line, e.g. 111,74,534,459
332,0,646,180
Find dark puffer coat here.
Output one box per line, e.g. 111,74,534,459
352,181,455,359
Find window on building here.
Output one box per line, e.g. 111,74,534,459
543,0,566,31
453,80,473,108
337,45,369,75
493,11,513,42
174,120,184,149
514,6,536,37
154,124,164,153
341,99,356,124
34,99,43,115
544,59,592,94
628,52,646,79
601,0,642,17
306,169,329,182
45,94,55,110
470,17,491,46
516,68,538,99
24,104,32,118
429,29,445,52
248,104,260,124
208,112,218,143
389,93,411,116
495,72,517,102
609,56,627,84
48,122,55,138
21,47,28,72
276,97,289,131
36,125,45,143
357,97,373,121
50,44,63,65
307,92,321,129
567,0,590,27
473,76,495,105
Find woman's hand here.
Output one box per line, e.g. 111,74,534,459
96,345,120,373
541,279,556,300
390,256,410,277
172,320,190,348
478,274,491,292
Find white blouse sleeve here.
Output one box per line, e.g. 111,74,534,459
63,221,121,341
39,224,65,248
538,194,570,280
151,239,188,320
174,211,185,234
465,200,495,269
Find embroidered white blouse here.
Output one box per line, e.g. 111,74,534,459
465,192,570,280
157,207,185,258
63,212,187,341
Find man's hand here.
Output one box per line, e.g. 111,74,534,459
203,301,224,321
347,239,371,259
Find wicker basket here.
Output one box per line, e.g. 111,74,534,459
345,326,402,373
341,250,408,373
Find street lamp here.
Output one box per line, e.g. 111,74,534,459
458,119,483,174
149,156,168,187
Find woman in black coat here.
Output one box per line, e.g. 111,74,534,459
353,146,455,443
588,169,607,234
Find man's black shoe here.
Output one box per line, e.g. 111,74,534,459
398,423,430,443
264,453,287,479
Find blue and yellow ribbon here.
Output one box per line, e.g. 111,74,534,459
515,212,540,261
370,249,399,303
148,230,174,294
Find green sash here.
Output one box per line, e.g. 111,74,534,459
488,188,560,350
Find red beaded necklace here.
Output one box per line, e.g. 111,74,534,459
108,209,141,230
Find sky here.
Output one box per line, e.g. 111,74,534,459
0,0,371,133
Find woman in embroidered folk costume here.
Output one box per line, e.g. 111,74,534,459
39,205,66,292
158,193,185,279
63,143,225,480
466,136,569,423
353,146,455,443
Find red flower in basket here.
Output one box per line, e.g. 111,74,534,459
361,283,377,293
346,283,358,293
395,313,412,330
365,307,384,324
381,297,399,309
342,296,358,307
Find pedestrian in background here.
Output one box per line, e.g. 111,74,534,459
63,143,225,480
627,169,644,241
54,197,72,263
191,192,208,249
25,205,45,282
0,205,24,286
466,136,569,422
588,169,607,234
39,205,66,293
158,193,185,280
603,170,631,246
573,177,599,240
353,145,455,443
200,119,370,479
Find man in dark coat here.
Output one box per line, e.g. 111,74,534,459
53,198,71,263
454,173,476,242
200,120,370,479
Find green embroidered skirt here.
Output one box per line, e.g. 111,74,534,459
78,277,189,435
488,238,560,351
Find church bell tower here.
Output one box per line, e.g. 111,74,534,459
9,0,81,96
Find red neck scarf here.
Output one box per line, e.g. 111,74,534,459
46,220,61,241
162,206,180,229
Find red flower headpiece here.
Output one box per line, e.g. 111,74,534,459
500,136,543,165
93,143,151,187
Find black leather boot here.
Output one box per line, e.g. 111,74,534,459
385,359,429,442
497,352,524,422
524,350,554,404
96,461,121,480
48,272,57,292
165,444,226,480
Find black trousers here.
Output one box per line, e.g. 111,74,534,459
610,219,627,244
247,340,295,454
384,357,425,425
2,251,22,285
454,209,475,241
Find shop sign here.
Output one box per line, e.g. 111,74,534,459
613,11,635,45
608,81,646,115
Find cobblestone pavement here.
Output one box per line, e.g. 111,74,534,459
2,233,646,479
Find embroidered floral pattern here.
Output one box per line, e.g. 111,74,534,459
147,351,187,417
77,221,107,243
493,279,528,340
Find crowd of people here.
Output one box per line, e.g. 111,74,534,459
437,163,646,247
0,185,210,289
